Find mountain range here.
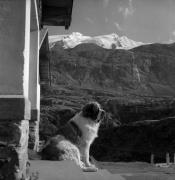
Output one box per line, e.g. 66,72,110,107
49,32,143,49
49,36,175,97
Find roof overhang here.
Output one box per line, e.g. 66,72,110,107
41,0,73,29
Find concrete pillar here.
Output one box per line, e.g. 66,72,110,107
166,152,170,165
0,0,31,179
29,29,40,151
150,153,154,165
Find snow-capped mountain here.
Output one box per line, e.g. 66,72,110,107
49,32,143,49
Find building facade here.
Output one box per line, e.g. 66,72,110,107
0,0,73,179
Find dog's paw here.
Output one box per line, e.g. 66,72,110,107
88,163,97,169
81,163,98,172
82,166,98,172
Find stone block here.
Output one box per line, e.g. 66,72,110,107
0,120,29,180
0,120,29,147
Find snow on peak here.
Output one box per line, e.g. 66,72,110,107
49,32,143,49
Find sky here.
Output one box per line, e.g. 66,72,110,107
48,0,175,43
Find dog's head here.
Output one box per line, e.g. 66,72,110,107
82,102,105,123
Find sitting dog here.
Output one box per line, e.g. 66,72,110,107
41,101,105,172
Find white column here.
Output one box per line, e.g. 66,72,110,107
29,30,40,111
29,0,40,151
29,30,40,150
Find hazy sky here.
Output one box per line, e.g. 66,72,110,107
48,0,175,43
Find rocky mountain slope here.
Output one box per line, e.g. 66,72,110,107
40,37,175,162
50,41,175,97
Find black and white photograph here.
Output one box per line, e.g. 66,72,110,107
0,0,175,180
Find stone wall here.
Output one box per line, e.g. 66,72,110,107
0,97,31,180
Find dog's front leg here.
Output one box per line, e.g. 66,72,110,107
82,144,90,167
80,143,98,172
80,142,95,168
79,141,89,166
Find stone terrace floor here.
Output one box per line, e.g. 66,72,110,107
30,160,175,180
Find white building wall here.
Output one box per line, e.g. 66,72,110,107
0,0,30,97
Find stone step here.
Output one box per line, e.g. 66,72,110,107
29,160,123,180
29,160,173,180
30,160,86,180
85,169,125,180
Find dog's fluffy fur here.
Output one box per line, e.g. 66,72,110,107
41,102,105,171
